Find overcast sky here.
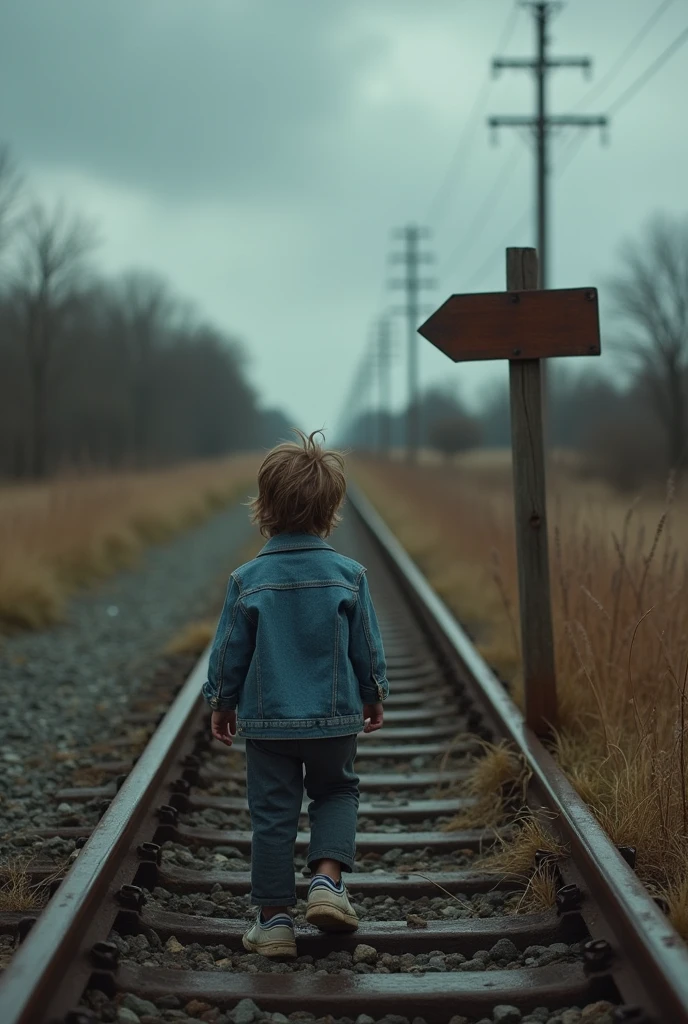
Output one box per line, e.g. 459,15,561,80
2,0,687,433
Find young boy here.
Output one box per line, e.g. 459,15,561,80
202,430,388,958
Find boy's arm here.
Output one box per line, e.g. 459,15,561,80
202,575,255,712
348,569,389,704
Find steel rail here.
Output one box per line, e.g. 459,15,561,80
0,654,210,1024
348,483,688,1021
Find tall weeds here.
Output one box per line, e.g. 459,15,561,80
354,455,688,936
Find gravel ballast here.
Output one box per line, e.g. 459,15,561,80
0,503,253,857
107,930,584,975
145,883,519,922
161,841,480,875
80,987,618,1024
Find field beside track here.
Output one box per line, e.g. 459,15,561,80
0,456,259,631
353,453,688,935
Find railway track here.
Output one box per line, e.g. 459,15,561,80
1,487,688,1024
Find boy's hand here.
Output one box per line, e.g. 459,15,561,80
363,702,384,733
211,710,237,746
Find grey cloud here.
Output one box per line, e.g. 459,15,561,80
1,0,381,200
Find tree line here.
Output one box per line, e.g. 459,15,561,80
0,146,289,479
347,214,688,491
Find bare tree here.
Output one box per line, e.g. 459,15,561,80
105,270,178,464
10,203,97,475
609,215,688,474
0,145,23,259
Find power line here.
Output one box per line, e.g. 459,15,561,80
442,141,524,276
424,2,522,230
607,23,688,116
572,0,676,111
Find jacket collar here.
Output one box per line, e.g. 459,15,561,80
257,532,335,556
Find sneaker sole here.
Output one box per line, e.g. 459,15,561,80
305,902,359,933
241,934,297,958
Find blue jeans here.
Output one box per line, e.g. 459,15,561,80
245,735,359,907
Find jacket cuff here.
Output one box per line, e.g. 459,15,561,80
361,678,389,703
202,680,238,712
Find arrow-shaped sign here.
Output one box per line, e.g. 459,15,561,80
418,286,601,362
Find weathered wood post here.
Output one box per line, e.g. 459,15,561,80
506,247,556,734
418,246,601,737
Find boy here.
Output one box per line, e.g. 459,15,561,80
202,430,388,958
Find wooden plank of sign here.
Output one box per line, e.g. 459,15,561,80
507,247,558,735
417,286,600,362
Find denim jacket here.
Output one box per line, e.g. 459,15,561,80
202,532,389,739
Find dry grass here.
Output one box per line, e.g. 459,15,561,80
479,814,567,878
505,864,560,915
441,740,528,830
0,456,258,631
354,455,688,935
0,858,64,912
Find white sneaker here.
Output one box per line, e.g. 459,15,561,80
242,912,297,958
305,874,359,932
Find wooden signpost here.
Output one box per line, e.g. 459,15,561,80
418,248,601,737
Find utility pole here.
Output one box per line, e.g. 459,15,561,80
389,225,434,462
489,2,607,288
376,315,392,456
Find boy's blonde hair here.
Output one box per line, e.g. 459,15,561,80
250,429,346,538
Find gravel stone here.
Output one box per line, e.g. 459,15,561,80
490,938,519,962
185,1001,213,1018
121,995,160,1017
0,504,251,859
353,944,378,965
118,1010,141,1024
493,1007,522,1023
580,1003,615,1022
458,958,486,971
229,1000,261,1024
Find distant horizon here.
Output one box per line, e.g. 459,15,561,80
2,0,686,430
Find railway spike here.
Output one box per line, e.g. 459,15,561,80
583,937,614,971
90,940,119,970
115,884,146,911
534,848,559,869
617,845,637,869
137,841,162,864
155,803,179,825
555,883,583,913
